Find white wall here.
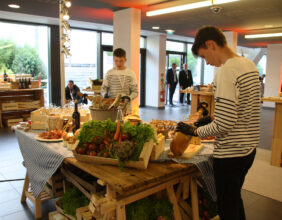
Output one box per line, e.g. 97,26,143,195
264,44,282,108
145,35,166,107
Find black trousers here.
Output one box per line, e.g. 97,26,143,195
213,149,256,220
180,87,190,104
169,83,177,104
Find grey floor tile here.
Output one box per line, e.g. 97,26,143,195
0,188,20,204
250,196,282,218
0,182,14,193
0,198,25,217
0,210,33,220
10,180,25,195
241,190,261,209
0,164,26,180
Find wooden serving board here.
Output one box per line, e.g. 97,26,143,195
168,144,203,159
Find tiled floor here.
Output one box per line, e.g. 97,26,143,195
0,105,281,219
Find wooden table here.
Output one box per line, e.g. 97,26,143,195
181,90,214,116
64,158,200,220
262,97,282,167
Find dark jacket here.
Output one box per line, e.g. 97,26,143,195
65,84,81,101
166,68,178,85
179,69,193,88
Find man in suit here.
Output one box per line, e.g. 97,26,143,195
179,63,193,105
166,63,178,106
65,80,83,103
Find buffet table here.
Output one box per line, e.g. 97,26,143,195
15,128,215,220
262,97,282,167
180,90,214,116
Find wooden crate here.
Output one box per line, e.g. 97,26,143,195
18,100,40,110
151,134,165,160
55,200,76,220
49,211,68,220
45,171,64,198
76,206,94,220
31,80,39,88
3,118,23,127
73,139,154,170
2,102,18,111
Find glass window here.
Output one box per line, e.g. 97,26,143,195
103,50,113,78
167,41,185,52
140,37,146,48
187,44,201,85
257,55,267,78
203,64,214,85
0,21,49,106
65,29,97,90
102,32,113,46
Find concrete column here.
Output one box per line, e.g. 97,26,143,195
264,44,282,108
224,31,238,52
113,8,141,114
145,34,166,108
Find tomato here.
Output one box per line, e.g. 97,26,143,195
86,150,90,155
99,144,105,151
88,144,95,151
77,148,86,154
89,151,97,156
121,133,130,140
82,143,88,148
103,151,109,158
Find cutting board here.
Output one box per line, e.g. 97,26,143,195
168,144,203,159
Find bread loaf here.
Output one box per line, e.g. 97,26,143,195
170,132,192,156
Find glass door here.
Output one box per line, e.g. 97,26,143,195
165,52,186,105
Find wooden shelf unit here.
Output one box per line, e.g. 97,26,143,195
0,89,44,128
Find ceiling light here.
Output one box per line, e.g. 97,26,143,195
8,4,20,9
152,26,160,30
146,0,238,16
166,29,175,35
245,33,282,39
63,13,70,21
65,1,71,8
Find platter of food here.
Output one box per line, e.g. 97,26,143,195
36,130,63,142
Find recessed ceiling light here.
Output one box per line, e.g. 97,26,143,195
146,0,239,16
152,26,160,30
65,0,71,8
166,29,175,35
8,4,20,9
245,33,282,39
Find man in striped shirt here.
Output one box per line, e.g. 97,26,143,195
101,48,138,112
191,26,260,220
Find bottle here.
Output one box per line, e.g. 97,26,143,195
72,100,80,133
116,106,124,123
28,78,32,89
24,78,28,89
3,72,7,82
19,79,23,89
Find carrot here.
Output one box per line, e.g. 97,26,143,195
118,132,122,145
114,121,120,141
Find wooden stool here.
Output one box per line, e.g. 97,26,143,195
21,172,53,219
21,162,64,219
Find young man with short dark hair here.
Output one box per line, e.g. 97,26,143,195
178,26,260,220
101,48,138,110
65,80,82,103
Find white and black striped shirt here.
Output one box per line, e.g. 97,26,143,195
197,57,261,158
101,67,138,100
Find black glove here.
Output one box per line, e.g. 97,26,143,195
176,122,197,136
194,116,212,127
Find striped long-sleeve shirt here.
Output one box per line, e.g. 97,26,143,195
197,57,261,158
101,67,138,100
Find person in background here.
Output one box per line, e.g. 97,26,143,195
65,80,82,103
177,26,260,220
179,63,193,105
101,48,138,111
166,63,178,107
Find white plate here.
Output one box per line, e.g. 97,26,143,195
35,135,63,142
